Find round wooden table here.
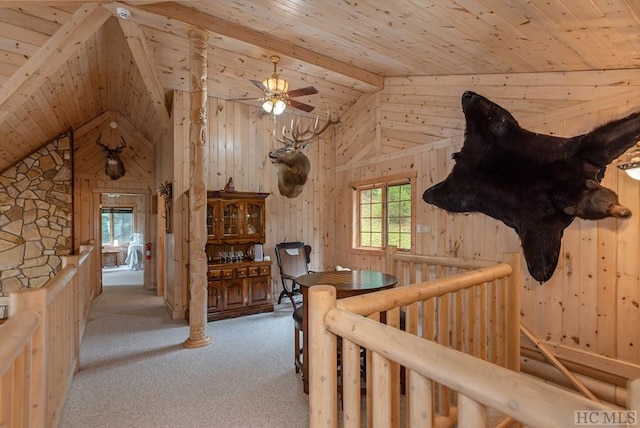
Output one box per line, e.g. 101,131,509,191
295,270,398,394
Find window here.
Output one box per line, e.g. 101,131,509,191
356,181,412,250
101,207,134,245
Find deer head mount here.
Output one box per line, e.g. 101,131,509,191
96,136,127,180
268,115,339,198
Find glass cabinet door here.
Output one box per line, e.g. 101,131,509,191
222,202,240,237
206,201,217,238
245,202,263,237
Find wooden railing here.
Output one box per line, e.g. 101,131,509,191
309,251,522,427
308,250,640,427
0,244,95,428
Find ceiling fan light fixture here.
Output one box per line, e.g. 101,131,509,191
263,77,288,94
261,97,287,115
273,99,287,115
262,100,274,113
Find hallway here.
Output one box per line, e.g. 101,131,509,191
60,283,308,427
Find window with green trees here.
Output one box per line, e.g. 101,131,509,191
101,207,134,245
357,181,412,250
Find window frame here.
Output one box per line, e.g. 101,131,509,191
351,172,416,254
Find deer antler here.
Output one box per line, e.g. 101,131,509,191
273,114,340,148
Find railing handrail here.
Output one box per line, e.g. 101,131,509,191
337,262,513,315
391,251,500,269
0,310,39,374
322,298,631,428
0,244,95,428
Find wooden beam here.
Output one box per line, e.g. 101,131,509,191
115,15,170,128
138,2,383,93
521,324,599,402
0,0,191,6
0,3,111,123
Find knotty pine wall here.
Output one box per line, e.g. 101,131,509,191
333,70,640,365
164,91,335,319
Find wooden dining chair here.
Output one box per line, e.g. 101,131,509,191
274,241,312,309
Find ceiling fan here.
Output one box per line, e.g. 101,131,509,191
246,55,318,115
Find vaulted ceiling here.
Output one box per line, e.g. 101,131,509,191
0,0,639,172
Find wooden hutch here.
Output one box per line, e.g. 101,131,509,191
203,190,273,321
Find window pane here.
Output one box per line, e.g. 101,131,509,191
371,188,382,202
101,213,111,243
388,186,400,201
113,213,133,243
371,233,383,247
361,232,371,247
388,201,399,217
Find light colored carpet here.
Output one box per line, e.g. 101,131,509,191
102,265,144,286
60,285,308,428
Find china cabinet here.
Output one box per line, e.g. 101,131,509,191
198,190,272,321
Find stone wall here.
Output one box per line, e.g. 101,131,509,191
0,134,73,318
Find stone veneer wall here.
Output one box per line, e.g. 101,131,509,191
0,133,73,318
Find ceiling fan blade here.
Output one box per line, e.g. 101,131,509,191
288,99,316,113
287,86,318,98
250,79,269,93
227,97,262,102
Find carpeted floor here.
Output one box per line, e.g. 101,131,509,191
101,265,144,286
60,282,309,428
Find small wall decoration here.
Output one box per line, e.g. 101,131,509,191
158,180,173,233
423,91,640,283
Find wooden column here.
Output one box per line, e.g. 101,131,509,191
183,28,212,349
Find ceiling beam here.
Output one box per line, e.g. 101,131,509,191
138,2,384,93
115,14,171,128
0,3,111,123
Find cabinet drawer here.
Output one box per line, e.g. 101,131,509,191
208,269,222,280
259,266,270,276
222,268,235,279
248,266,260,277
236,267,248,278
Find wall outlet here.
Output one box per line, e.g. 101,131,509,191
417,224,432,233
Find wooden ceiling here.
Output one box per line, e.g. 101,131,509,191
0,0,639,172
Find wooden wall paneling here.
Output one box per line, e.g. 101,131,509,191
81,34,102,117
222,98,233,186
616,164,640,363
243,104,256,191
596,208,619,358
579,219,599,352
233,102,244,188
207,98,224,190
20,97,55,142
333,71,640,365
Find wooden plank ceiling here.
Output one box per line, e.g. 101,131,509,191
0,0,638,172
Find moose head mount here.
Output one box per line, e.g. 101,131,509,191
268,115,339,198
96,136,127,180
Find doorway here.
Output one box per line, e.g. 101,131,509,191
100,192,146,288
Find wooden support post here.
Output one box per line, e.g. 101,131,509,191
9,288,47,428
184,27,212,349
309,285,337,428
